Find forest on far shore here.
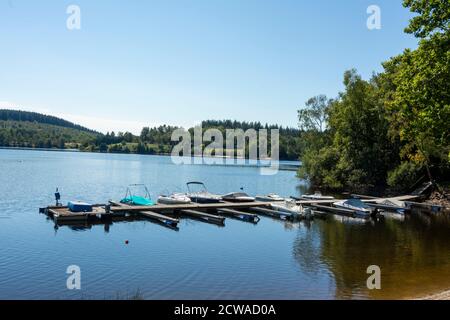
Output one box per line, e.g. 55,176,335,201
0,110,303,161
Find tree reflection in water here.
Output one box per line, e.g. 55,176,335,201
292,212,450,299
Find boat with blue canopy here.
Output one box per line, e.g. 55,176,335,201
120,184,155,206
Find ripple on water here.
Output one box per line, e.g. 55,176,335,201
1,149,450,300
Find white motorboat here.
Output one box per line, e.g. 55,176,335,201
333,198,375,218
157,193,191,205
186,181,222,204
221,192,255,202
255,193,285,202
270,200,311,220
302,191,335,200
368,198,407,215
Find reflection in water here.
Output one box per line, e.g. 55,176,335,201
295,183,310,197
292,212,450,299
292,221,324,275
1,149,449,299
52,217,180,233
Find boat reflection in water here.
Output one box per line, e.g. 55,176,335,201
292,210,450,299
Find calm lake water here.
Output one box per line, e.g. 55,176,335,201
1,149,449,300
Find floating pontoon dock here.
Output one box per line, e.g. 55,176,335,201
40,201,273,226
39,192,444,230
109,201,180,227
43,205,111,222
217,208,260,223
108,201,272,213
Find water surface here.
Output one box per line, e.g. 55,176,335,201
0,149,449,299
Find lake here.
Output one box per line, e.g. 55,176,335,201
0,149,449,299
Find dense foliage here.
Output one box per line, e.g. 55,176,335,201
297,0,450,192
199,120,301,160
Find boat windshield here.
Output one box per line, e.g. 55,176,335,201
187,182,208,194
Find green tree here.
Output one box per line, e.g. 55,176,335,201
298,95,330,132
381,0,450,181
403,0,450,38
298,70,399,191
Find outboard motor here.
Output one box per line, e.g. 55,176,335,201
55,188,61,206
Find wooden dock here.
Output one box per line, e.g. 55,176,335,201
109,201,179,227
217,208,260,223
109,201,271,213
40,192,436,230
180,209,225,225
249,206,298,220
306,204,370,219
405,201,445,214
45,205,113,222
41,201,270,227
291,195,419,206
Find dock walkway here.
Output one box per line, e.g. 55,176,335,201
40,193,430,229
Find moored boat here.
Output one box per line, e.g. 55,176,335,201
186,181,222,204
375,199,407,214
333,198,374,218
120,184,155,206
270,200,311,220
157,193,191,205
222,192,255,202
255,193,285,202
301,191,335,200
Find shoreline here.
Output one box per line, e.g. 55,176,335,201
0,146,301,171
0,146,300,162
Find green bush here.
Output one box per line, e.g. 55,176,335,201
387,162,422,191
298,146,343,190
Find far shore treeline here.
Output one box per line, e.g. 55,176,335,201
0,110,303,160
1,1,448,194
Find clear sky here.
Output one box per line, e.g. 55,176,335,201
0,0,418,134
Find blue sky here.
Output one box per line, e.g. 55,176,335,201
0,0,418,134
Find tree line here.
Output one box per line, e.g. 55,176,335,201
297,0,449,193
93,120,302,159
0,112,303,160
0,109,97,133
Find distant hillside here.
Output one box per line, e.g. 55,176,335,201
0,110,302,160
0,109,98,134
0,120,99,149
